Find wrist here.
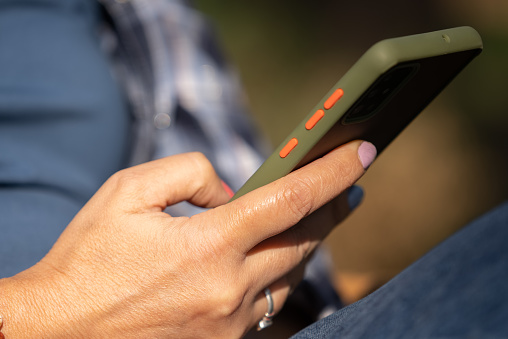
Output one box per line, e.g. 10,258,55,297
0,264,90,338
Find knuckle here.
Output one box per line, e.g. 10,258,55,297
297,239,313,261
207,283,245,319
280,178,315,220
102,167,152,210
106,168,144,195
285,261,307,294
185,152,216,188
290,226,313,261
186,152,214,172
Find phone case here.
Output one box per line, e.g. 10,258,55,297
232,26,483,200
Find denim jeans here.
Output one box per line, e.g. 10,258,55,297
292,202,508,338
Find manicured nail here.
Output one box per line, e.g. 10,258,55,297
221,180,235,198
358,142,377,169
347,185,364,211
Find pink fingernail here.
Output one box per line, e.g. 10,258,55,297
358,142,377,169
221,180,235,198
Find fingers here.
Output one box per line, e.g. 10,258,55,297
218,141,374,312
245,190,365,305
240,194,337,277
260,185,364,259
101,152,233,213
249,261,307,331
250,281,291,329
89,143,375,334
217,140,376,252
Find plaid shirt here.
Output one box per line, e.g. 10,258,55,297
99,0,267,215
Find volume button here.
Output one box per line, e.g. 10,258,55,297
324,88,344,110
279,138,298,158
305,109,325,130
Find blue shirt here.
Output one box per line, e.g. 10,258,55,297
0,0,130,276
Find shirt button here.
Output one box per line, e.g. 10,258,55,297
154,113,172,129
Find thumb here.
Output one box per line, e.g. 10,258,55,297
99,152,233,213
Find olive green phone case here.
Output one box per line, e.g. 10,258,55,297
232,26,483,200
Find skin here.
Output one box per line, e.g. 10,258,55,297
0,140,372,338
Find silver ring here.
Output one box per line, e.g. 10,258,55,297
257,288,275,331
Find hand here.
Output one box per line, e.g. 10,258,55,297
0,140,375,338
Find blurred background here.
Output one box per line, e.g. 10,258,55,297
194,0,508,303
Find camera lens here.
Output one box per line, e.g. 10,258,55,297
342,63,418,124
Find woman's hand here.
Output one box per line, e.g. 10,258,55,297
0,140,375,338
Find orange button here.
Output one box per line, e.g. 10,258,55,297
323,88,344,110
305,109,325,130
279,138,298,158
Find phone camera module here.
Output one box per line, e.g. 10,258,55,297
342,64,419,124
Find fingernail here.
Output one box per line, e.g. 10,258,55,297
347,185,364,211
221,180,235,198
358,142,377,169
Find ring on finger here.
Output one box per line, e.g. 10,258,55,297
257,288,275,331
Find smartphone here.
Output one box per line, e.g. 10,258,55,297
232,26,483,200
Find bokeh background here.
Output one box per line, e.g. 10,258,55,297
194,0,508,303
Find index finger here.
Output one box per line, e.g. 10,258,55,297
211,140,376,252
